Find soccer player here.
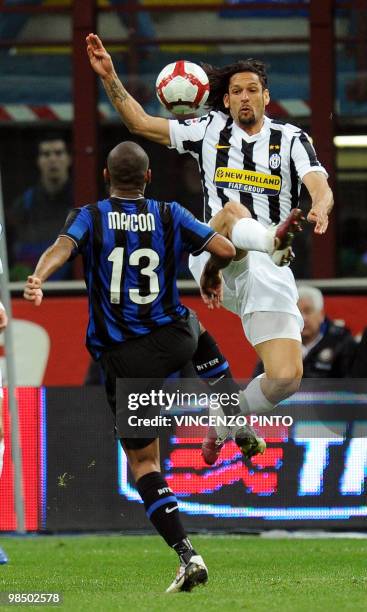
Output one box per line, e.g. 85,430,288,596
24,141,235,592
0,223,9,564
86,34,333,462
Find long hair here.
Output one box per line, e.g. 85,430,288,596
202,60,268,114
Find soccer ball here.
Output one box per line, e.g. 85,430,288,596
155,60,210,115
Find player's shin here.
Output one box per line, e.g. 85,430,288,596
136,471,196,560
239,374,275,415
193,331,265,463
193,331,242,419
231,218,274,253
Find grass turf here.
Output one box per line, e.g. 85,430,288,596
0,535,366,611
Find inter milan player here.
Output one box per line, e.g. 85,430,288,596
24,141,235,592
86,34,333,463
0,223,9,564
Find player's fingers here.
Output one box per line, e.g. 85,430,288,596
34,290,43,307
92,34,104,49
93,49,107,59
27,275,41,287
314,215,328,234
200,290,211,305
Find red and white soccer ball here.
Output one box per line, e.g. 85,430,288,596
155,60,210,115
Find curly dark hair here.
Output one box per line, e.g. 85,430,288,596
202,60,268,114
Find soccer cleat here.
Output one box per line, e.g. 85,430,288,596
201,427,228,465
234,424,267,460
166,554,208,593
201,424,266,465
0,547,8,564
267,208,304,266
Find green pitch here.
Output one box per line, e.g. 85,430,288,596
0,535,366,611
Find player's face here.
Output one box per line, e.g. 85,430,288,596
37,140,70,183
223,72,269,132
298,297,324,344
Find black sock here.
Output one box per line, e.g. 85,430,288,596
136,471,188,548
173,537,197,564
193,331,241,416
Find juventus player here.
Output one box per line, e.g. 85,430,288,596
0,224,9,564
86,34,333,461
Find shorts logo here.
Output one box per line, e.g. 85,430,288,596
214,167,281,195
269,153,281,170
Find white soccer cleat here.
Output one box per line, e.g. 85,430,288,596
166,554,208,593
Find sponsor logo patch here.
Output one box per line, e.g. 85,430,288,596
214,167,281,195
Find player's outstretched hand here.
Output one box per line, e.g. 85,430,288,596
24,276,43,306
200,269,223,310
307,206,329,234
0,307,8,333
86,33,114,78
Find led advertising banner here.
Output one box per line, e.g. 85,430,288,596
44,386,367,532
0,388,44,531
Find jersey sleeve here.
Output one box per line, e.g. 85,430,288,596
171,202,216,255
59,207,90,253
169,114,211,154
290,131,328,181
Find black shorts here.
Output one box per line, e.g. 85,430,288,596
100,310,200,449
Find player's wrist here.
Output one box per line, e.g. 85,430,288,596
102,70,118,84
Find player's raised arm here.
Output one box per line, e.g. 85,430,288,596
303,172,334,235
23,236,74,306
86,33,170,145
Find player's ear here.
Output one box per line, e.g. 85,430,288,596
103,168,110,184
145,168,152,184
223,93,230,110
263,88,270,108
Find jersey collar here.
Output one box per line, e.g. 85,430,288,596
234,115,271,143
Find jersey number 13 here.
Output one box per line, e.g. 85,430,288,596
108,247,160,305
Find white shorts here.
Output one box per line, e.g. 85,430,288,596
243,311,301,346
0,368,2,398
189,249,303,347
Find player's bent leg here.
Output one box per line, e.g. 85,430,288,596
255,338,303,404
123,438,208,593
193,327,265,465
239,312,303,418
211,201,303,266
210,200,252,238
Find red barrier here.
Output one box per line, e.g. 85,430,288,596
12,295,367,385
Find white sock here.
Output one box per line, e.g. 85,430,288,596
231,218,274,253
0,439,4,478
239,375,275,415
209,404,230,441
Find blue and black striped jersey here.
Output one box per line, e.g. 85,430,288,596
60,197,215,358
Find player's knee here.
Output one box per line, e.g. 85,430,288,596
223,200,251,221
211,201,251,237
265,362,302,398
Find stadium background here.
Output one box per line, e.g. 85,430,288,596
0,0,366,534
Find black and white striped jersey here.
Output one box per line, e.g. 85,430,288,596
169,112,327,225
